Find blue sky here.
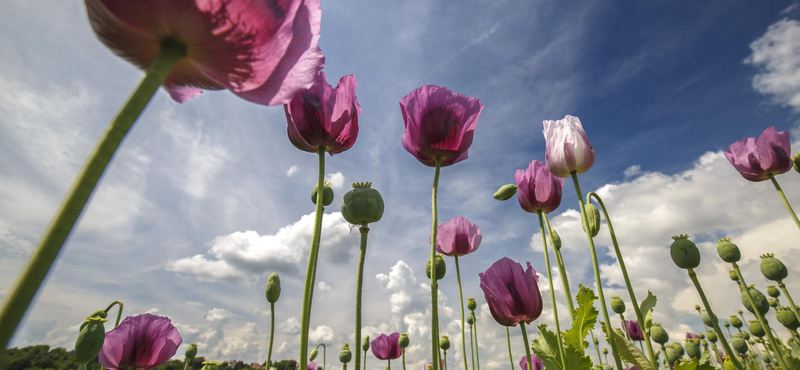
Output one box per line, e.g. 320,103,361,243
2,0,800,367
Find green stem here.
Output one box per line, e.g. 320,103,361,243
733,263,790,370
505,327,514,370
660,344,668,369
364,349,368,370
768,174,800,231
520,323,533,370
430,157,442,370
620,314,631,340
444,350,448,370
79,364,87,370
778,281,800,327
299,147,327,370
570,172,623,370
402,350,406,370
267,302,275,368
454,256,469,370
104,300,123,327
314,343,326,370
184,358,190,370
0,40,185,350
542,213,575,318
537,211,568,370
469,324,476,370
355,226,370,370
687,268,743,370
587,192,658,368
388,359,391,370
726,326,733,339
590,331,601,365
473,317,481,370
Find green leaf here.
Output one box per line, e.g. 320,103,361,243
563,284,599,353
531,324,593,370
790,338,800,359
639,291,657,332
698,346,710,365
602,322,654,370
674,360,715,370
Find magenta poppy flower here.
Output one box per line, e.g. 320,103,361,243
400,85,484,167
519,355,544,370
84,0,324,104
515,160,564,214
436,216,482,257
285,72,360,155
98,314,182,370
724,127,793,182
371,332,402,360
423,360,445,370
542,115,595,178
626,320,644,341
685,332,700,339
479,257,543,327
301,362,318,370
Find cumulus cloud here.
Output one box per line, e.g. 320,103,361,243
318,282,331,292
623,164,642,178
746,18,800,111
282,317,301,334
326,172,346,189
287,165,299,177
309,325,335,343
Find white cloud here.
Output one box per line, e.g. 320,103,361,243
282,317,301,334
623,164,642,178
287,165,299,177
318,282,331,292
205,308,229,322
326,172,346,189
309,325,336,343
746,18,800,111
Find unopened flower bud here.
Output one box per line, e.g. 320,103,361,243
650,323,669,345
467,298,477,311
610,296,626,314
551,228,561,250
593,336,598,345
266,273,281,303
769,298,779,308
426,254,446,280
723,321,730,328
716,238,740,263
776,307,800,330
186,343,198,360
493,184,517,201
723,358,736,370
749,320,765,338
729,270,738,282
760,253,788,282
698,333,705,340
399,333,410,348
767,285,780,298
440,335,451,350
741,285,770,315
310,348,318,361
202,361,220,370
742,331,750,340
706,330,717,343
602,348,608,355
74,317,107,366
583,204,601,237
732,336,748,354
730,316,742,328
362,335,370,351
340,343,352,363
702,339,707,347
467,312,476,325
311,182,334,206
793,153,800,173
694,305,701,311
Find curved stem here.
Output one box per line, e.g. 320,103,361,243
299,147,327,370
505,327,514,370
267,302,276,368
542,213,575,318
587,192,658,368
537,211,567,370
469,324,476,370
430,157,442,370
520,324,533,370
687,268,743,370
454,256,469,370
778,281,800,326
355,226,370,370
473,317,481,370
313,343,326,370
104,300,123,327
768,174,800,231
0,40,185,350
570,172,623,370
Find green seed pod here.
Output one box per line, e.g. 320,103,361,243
551,228,562,251
426,254,446,280
79,309,109,331
583,203,602,237
467,312,476,325
440,335,451,350
650,324,669,344
74,317,107,365
610,296,626,314
723,321,730,328
602,348,608,355
700,310,715,327
741,331,750,340
716,238,741,263
340,343,352,363
593,336,599,345
399,333,409,349
311,182,334,206
767,285,780,298
670,234,701,269
730,315,742,328
310,348,319,361
732,336,748,354
670,343,684,360
723,358,736,370
202,361,220,370
266,273,281,303
793,153,800,173
493,184,517,201
694,305,701,311
749,320,765,338
729,270,739,282
769,298,779,307
467,298,477,311
701,339,707,347
737,309,743,314
776,307,800,330
741,285,770,315
362,335,370,351
340,182,384,225
697,333,705,340
186,343,198,360
760,253,789,282
706,330,717,343
684,339,700,359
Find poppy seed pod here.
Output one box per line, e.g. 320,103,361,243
610,296,626,314
769,298,779,307
695,305,701,311
702,339,708,347
732,337,748,354
398,333,409,349
670,235,701,269
760,253,789,282
685,339,700,359
440,335,451,350
362,335,370,352
749,321,765,338
341,182,384,225
202,361,220,370
729,270,739,282
311,182,334,206
340,343,352,363
723,358,736,370
665,347,680,365
493,184,517,201
741,285,770,315
723,321,730,328
700,310,715,327
671,342,685,357
767,285,780,298
776,307,800,330
706,330,717,343
467,312,476,325
266,273,281,303
793,153,800,173
730,316,742,328
75,317,108,366
602,348,608,355
697,333,705,340
650,324,669,344
310,348,319,361
80,309,109,331
186,343,198,360
426,254,446,280
741,331,750,340
583,203,601,237
551,228,562,250
716,238,741,263
467,298,477,311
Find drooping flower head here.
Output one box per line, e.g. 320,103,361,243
400,85,484,167
436,216,482,257
514,160,564,214
479,257,543,327
98,314,182,370
724,127,793,182
626,320,644,341
285,72,360,155
518,355,545,370
84,0,324,104
371,332,402,360
542,115,595,177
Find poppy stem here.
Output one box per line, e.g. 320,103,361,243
355,226,370,370
402,349,406,370
454,255,469,370
430,157,442,370
686,267,743,370
364,348,368,370
505,327,514,370
388,359,391,370
473,315,481,370
620,314,630,340
590,331,601,365
542,213,575,318
778,281,800,326
519,323,533,370
299,147,327,370
768,174,800,231
469,324,476,370
267,301,275,369
103,300,123,327
587,191,658,368
732,263,789,370
536,211,567,370
569,172,623,370
0,39,185,351
444,350,448,370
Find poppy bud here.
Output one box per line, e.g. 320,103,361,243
79,309,109,331
493,184,517,201
610,296,626,314
650,323,669,344
776,307,800,330
730,316,742,328
440,335,451,350
202,361,220,370
593,336,599,345
742,331,750,340
266,273,281,303
741,285,770,315
399,333,409,349
340,343,352,363
341,182,385,225
426,254,446,280
749,320,765,338
723,321,730,328
767,285,780,298
311,182,334,206
732,336,748,354
694,305,701,311
670,235,701,269
467,312,476,325
700,310,714,327
362,335,370,351
698,333,705,340
602,348,608,355
793,153,800,173
74,317,107,366
551,228,562,250
310,348,319,361
760,253,788,282
723,358,736,370
186,343,198,360
467,298,477,311
583,204,601,237
685,339,700,359
729,270,739,282
769,298,779,307
701,339,708,347
706,330,717,343
716,238,740,263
